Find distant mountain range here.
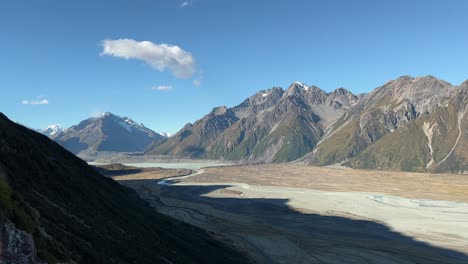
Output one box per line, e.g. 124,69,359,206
36,124,64,137
51,112,165,155
146,76,468,173
36,75,467,173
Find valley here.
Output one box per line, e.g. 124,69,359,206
45,76,468,174
18,74,468,263
109,164,468,264
5,2,468,263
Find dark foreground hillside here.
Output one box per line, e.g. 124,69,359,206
0,113,250,264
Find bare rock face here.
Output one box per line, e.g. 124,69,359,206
0,220,37,264
329,87,360,108
146,106,239,158
233,87,284,118
303,75,468,172
146,75,467,172
147,81,359,162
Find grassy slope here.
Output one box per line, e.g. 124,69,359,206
311,119,360,165
0,113,250,264
347,101,466,172
148,112,238,158
310,94,395,166
251,116,321,162
345,120,430,172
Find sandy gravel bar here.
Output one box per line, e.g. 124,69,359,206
191,164,468,202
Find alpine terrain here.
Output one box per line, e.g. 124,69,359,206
52,112,164,156
147,82,359,163
146,76,468,173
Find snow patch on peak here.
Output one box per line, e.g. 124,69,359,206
262,93,270,97
118,118,145,132
45,124,60,130
293,81,309,91
123,117,143,127
40,124,63,137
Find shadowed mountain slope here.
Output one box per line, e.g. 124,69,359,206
0,113,250,264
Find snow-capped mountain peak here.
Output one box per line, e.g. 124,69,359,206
53,112,165,154
293,81,309,90
39,124,64,137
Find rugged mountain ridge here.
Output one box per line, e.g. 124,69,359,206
345,80,468,172
147,82,359,162
146,106,240,158
0,112,250,263
147,75,468,172
302,75,467,172
53,112,164,156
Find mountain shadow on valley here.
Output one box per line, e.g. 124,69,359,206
130,182,468,264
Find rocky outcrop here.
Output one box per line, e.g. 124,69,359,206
0,220,38,264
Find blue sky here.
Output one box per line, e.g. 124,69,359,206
2,0,468,133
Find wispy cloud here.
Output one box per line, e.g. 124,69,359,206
193,69,203,87
179,1,191,7
21,97,49,105
101,38,196,78
152,85,174,91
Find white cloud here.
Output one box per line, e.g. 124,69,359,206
152,85,173,91
21,99,49,105
193,68,203,87
179,1,190,7
101,38,196,78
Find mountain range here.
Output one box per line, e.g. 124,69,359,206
146,82,359,162
305,76,468,173
41,75,467,173
51,112,165,156
0,113,250,263
146,75,468,173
